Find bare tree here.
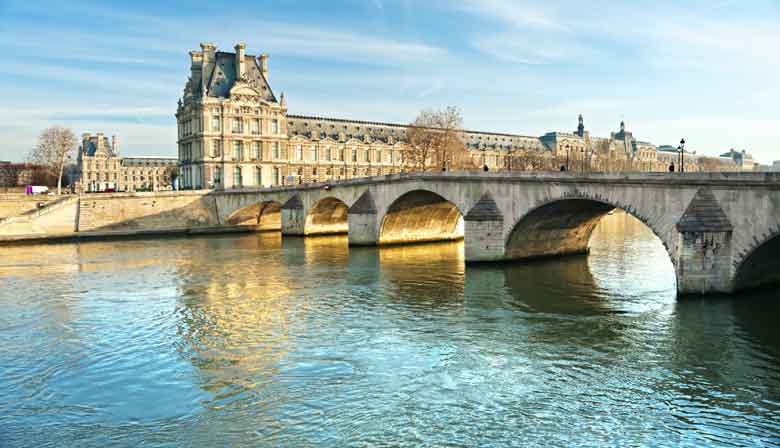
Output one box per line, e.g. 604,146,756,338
29,126,76,194
403,106,473,172
698,156,726,172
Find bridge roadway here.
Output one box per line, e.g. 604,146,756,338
212,171,780,296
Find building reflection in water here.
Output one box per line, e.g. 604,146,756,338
171,233,300,409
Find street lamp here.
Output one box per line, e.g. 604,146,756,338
677,138,686,174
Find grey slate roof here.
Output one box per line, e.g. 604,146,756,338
202,52,276,102
676,188,733,232
287,114,543,149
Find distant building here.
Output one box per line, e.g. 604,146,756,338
175,41,757,188
720,149,755,171
772,161,780,172
77,133,177,192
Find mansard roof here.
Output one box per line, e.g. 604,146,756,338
286,114,542,149
202,52,276,102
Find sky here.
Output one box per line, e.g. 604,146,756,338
0,0,778,163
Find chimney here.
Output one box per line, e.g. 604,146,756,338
81,133,91,152
235,42,246,79
200,42,216,91
111,135,119,154
189,50,203,91
259,53,269,81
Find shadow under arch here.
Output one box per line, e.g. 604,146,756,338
379,189,463,245
304,197,348,235
225,200,282,231
733,232,780,291
505,197,676,276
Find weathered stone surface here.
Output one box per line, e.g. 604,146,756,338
465,192,502,221
348,190,377,215
281,194,303,210
3,171,780,296
676,187,733,232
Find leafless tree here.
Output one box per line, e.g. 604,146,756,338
403,106,473,172
697,156,727,172
28,126,76,194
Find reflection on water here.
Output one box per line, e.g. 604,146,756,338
0,212,778,447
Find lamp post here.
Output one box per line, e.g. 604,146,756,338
677,138,686,174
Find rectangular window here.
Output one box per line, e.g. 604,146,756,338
212,140,221,157
253,142,261,160
352,149,357,162
234,167,242,187
272,142,280,159
252,119,260,135
234,141,243,161
211,116,220,131
214,166,222,184
295,144,303,161
254,167,262,185
232,118,242,133
339,148,345,161
271,119,279,134
364,150,370,162
326,146,332,161
377,150,382,163
311,145,318,161
273,167,281,185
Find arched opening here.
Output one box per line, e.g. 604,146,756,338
734,234,780,291
506,199,677,297
225,200,281,231
379,190,463,245
506,199,614,259
304,197,348,236
506,198,672,264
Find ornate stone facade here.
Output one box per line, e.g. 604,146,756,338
176,42,750,189
78,133,176,192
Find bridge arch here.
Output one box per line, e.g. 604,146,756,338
733,231,780,291
225,200,282,231
379,189,464,245
304,196,349,235
505,195,675,267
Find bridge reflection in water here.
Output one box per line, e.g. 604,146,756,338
1,210,779,446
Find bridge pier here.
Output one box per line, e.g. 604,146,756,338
281,195,305,236
463,192,505,262
347,191,379,245
674,188,734,295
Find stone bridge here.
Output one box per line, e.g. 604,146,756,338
213,171,780,295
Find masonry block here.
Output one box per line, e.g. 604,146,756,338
281,195,305,236
348,190,378,245
464,192,505,262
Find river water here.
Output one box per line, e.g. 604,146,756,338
1,212,778,447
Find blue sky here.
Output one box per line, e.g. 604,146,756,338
0,0,778,163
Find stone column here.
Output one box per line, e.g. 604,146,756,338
464,192,505,262
281,194,305,236
348,190,378,245
675,188,734,295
